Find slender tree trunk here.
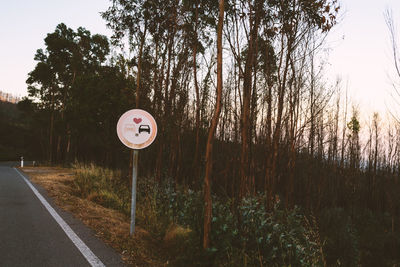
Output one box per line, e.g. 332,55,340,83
56,135,61,162
66,124,71,163
239,3,260,199
63,70,76,163
49,89,55,164
136,25,147,109
203,0,224,249
286,57,298,208
340,85,348,168
333,91,340,163
264,82,273,193
155,46,168,182
268,36,292,208
152,42,159,112
193,2,201,180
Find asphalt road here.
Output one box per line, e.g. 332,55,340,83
0,163,125,266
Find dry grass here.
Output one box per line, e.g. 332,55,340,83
21,167,167,267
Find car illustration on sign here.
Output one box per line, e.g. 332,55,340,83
139,124,150,134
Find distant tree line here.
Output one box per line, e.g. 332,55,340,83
0,99,41,161
0,90,20,103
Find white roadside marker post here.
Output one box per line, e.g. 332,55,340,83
21,156,24,168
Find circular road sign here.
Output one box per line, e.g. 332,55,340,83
117,109,157,149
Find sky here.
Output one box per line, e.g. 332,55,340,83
1,0,400,118
325,0,400,117
0,0,112,97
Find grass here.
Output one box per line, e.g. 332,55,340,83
73,163,130,215
71,163,172,236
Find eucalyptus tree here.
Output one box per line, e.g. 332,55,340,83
262,0,339,206
101,0,341,213
180,0,217,178
203,0,225,249
221,0,339,200
102,0,219,183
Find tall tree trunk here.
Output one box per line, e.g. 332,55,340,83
264,81,273,193
136,25,147,109
267,35,292,208
65,124,71,163
239,2,260,199
49,89,55,164
155,46,168,182
56,135,61,163
193,1,201,181
286,57,298,208
203,0,224,249
340,85,348,168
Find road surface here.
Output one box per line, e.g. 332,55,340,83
0,163,125,266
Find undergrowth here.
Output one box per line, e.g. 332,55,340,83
72,163,327,266
72,163,400,266
73,163,130,215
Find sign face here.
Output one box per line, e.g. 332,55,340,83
117,109,157,149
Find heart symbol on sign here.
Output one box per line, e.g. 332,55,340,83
133,118,142,124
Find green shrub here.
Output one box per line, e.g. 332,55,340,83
233,197,324,266
157,191,324,266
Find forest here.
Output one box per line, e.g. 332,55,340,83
8,0,400,265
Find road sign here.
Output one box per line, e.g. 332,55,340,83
116,109,157,235
117,109,157,149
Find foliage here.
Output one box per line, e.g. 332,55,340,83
232,198,323,266
347,115,360,134
72,163,324,266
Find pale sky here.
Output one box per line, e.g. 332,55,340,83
0,0,112,97
325,0,400,117
1,0,400,118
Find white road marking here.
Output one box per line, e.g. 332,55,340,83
14,168,105,267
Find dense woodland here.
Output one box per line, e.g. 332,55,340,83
0,100,39,160
6,0,400,265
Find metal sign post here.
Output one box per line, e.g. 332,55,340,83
116,109,157,236
130,150,139,235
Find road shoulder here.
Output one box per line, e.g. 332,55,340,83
19,167,127,267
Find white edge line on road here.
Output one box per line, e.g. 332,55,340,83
14,168,105,267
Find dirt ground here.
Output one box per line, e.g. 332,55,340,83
20,167,166,267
